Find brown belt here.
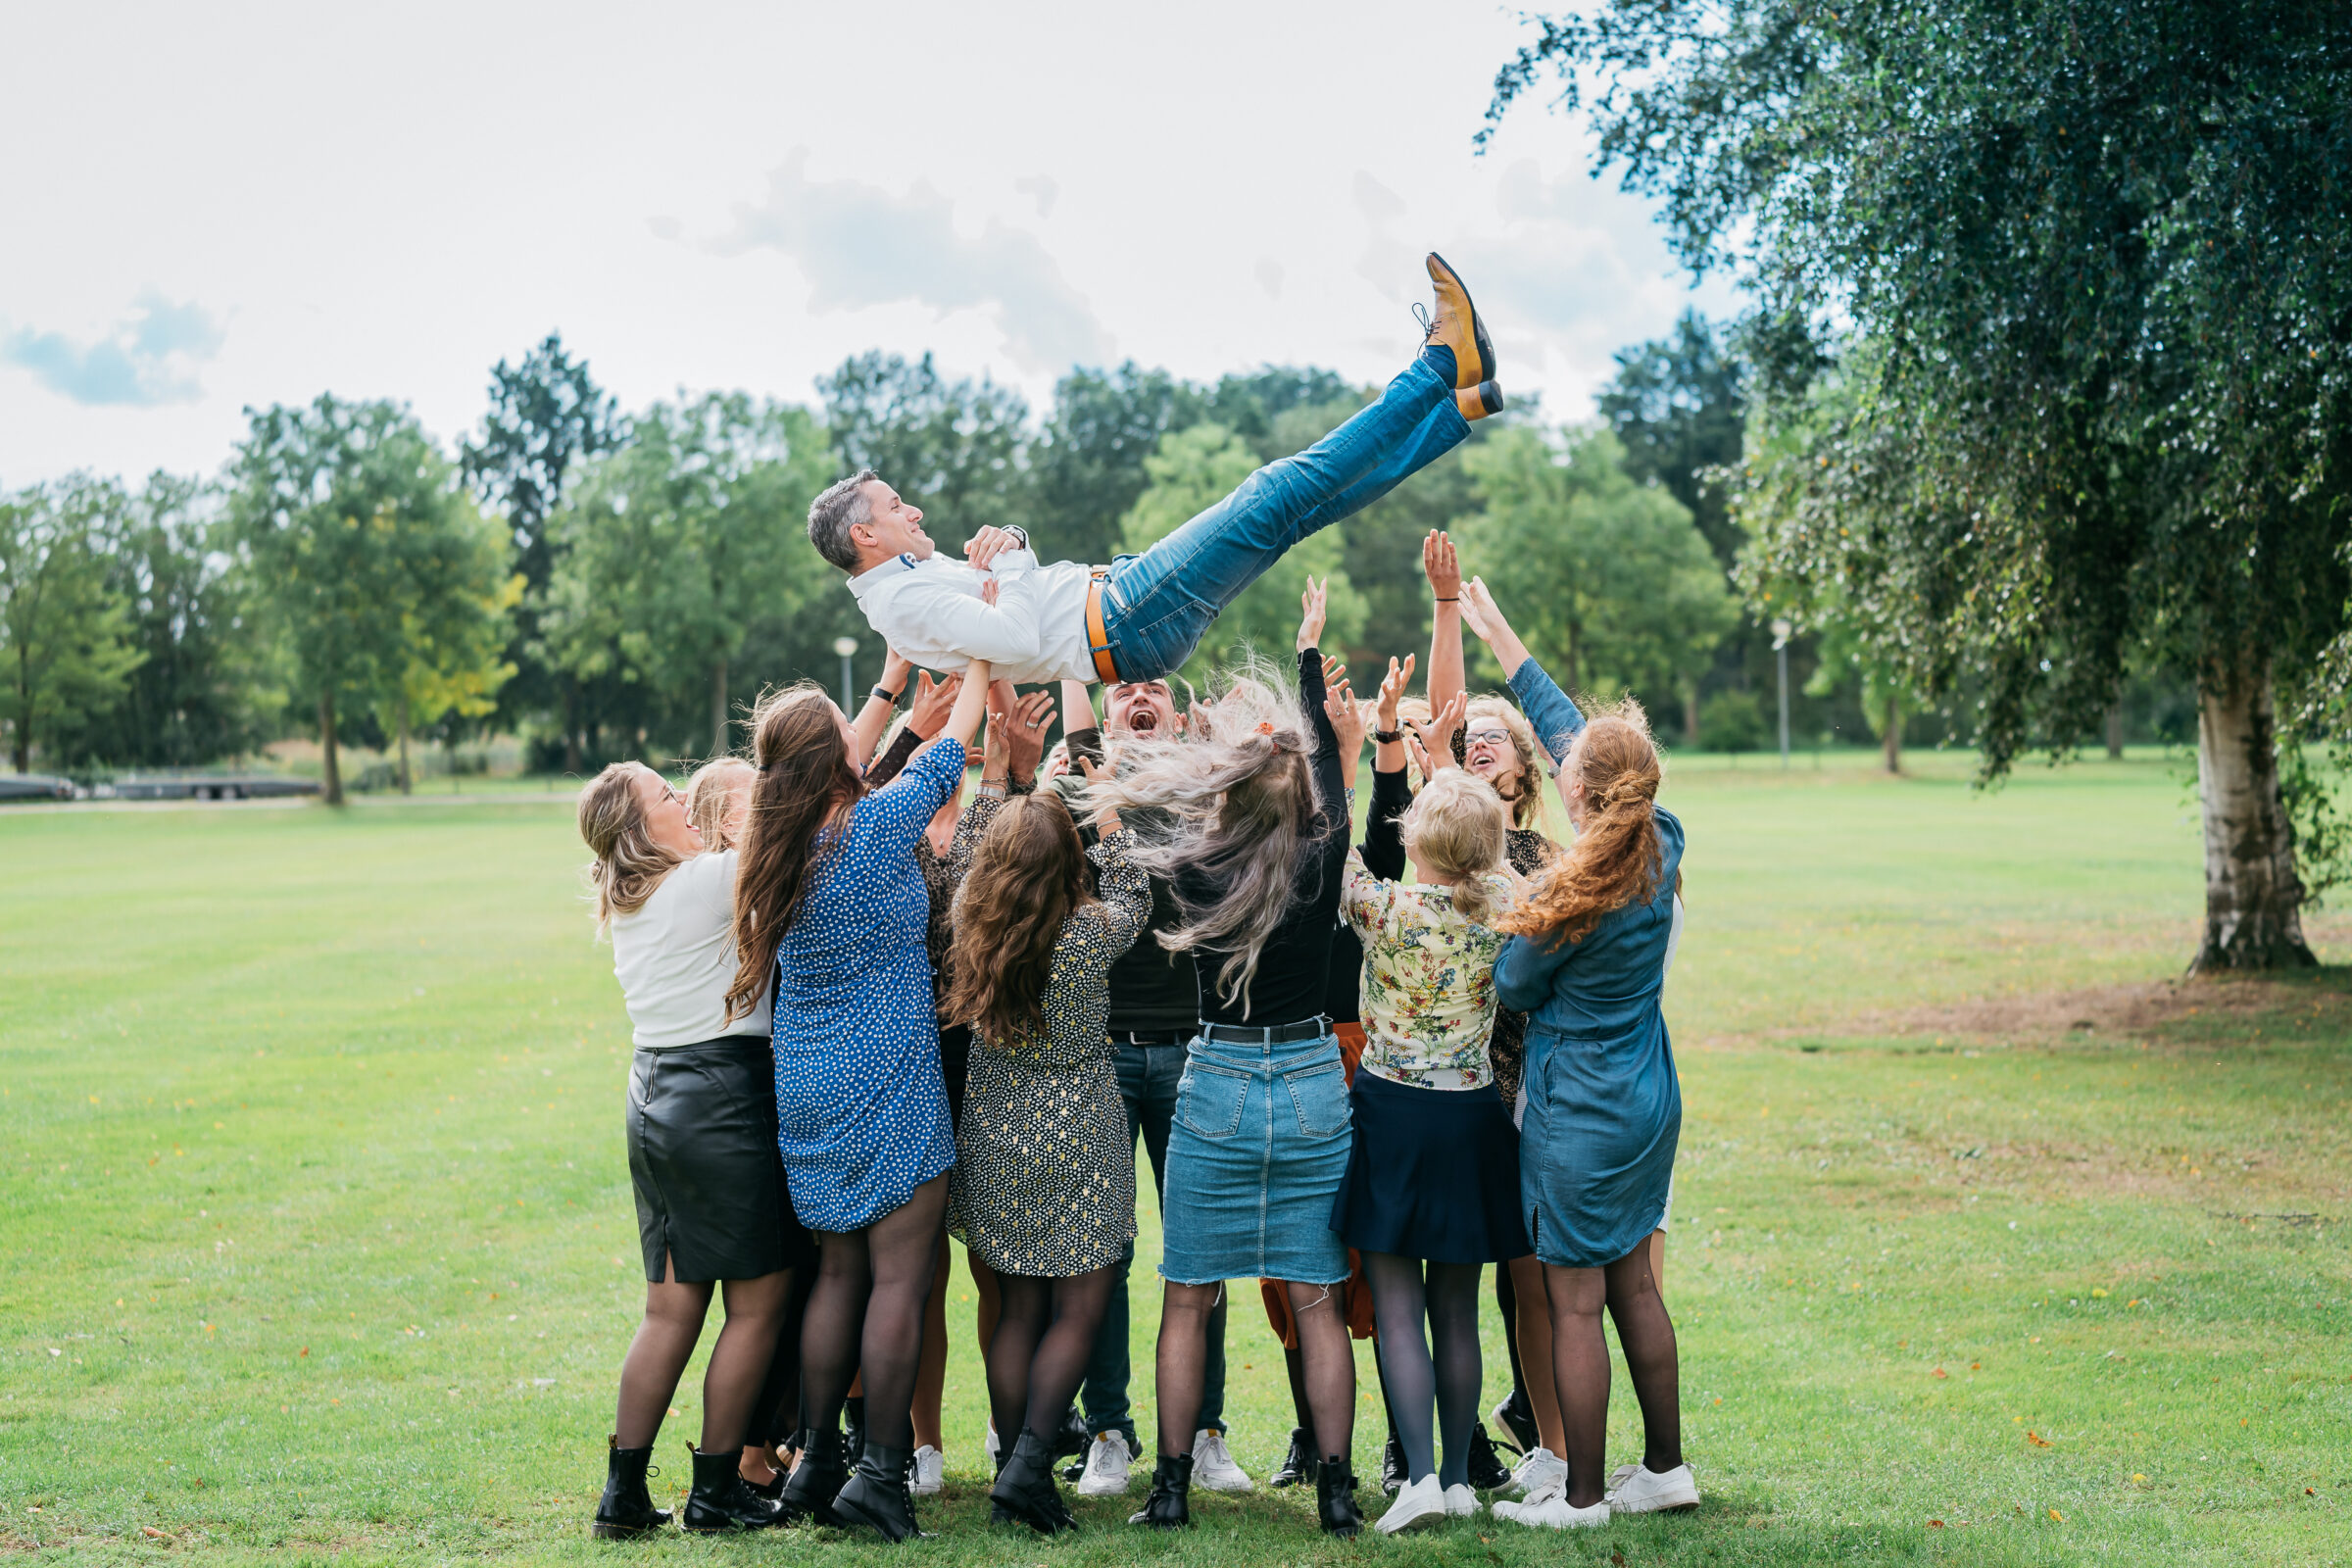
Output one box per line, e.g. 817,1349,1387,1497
1084,567,1120,684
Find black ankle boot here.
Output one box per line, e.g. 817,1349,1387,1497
1127,1452,1193,1529
1381,1431,1408,1494
776,1426,847,1527
1465,1420,1513,1491
590,1435,670,1539
1317,1455,1364,1538
681,1444,783,1532
1269,1425,1316,1488
990,1428,1077,1535
832,1441,927,1544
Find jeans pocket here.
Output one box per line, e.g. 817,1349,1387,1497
1283,1062,1350,1140
1175,1062,1250,1140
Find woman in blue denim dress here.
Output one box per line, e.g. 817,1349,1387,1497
1083,591,1368,1539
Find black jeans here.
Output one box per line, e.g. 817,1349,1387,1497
1077,1038,1228,1446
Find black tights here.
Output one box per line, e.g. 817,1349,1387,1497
1363,1253,1482,1487
798,1174,949,1454
985,1265,1113,1449
1546,1246,1683,1508
612,1254,792,1454
1159,1279,1353,1461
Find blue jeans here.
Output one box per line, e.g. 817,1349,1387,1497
1100,357,1467,680
1078,1041,1227,1445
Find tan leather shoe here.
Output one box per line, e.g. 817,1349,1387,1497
1423,252,1494,388
1456,380,1505,420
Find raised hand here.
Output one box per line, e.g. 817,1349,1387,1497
1423,690,1467,771
906,670,962,738
964,526,1022,571
1325,674,1366,758
1376,653,1416,732
1423,530,1462,601
1077,756,1123,836
880,646,913,697
1460,577,1535,676
1321,653,1347,691
1005,689,1055,783
1297,576,1329,654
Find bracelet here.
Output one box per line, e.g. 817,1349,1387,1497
870,684,904,706
1374,728,1401,744
977,778,1008,798
1435,597,1458,603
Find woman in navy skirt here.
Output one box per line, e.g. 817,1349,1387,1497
1490,695,1697,1529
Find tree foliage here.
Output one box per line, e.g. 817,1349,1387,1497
0,478,143,772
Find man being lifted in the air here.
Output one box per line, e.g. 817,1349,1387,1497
808,255,1500,685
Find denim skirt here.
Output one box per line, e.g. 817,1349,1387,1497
1159,1028,1353,1286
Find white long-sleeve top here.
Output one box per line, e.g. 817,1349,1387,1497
845,547,1098,684
608,850,771,1050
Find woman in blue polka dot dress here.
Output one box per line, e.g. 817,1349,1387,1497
725,661,991,1543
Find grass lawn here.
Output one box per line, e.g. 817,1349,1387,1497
4,753,2349,1564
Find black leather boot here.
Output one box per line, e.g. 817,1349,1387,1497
590,1435,670,1539
1127,1452,1193,1529
831,1441,927,1544
776,1425,847,1527
681,1444,783,1532
1269,1426,1316,1488
1381,1432,1408,1494
1318,1454,1364,1538
1466,1421,1513,1491
991,1427,1077,1535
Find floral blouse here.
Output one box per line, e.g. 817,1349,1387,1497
1340,841,1517,1090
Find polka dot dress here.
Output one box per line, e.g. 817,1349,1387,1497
769,738,962,1234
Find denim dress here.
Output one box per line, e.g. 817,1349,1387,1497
1494,808,1685,1269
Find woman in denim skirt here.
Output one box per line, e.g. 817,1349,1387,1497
1084,584,1368,1538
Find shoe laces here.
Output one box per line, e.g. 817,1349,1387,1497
1413,301,1437,341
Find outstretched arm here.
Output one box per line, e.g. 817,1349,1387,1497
850,648,913,767
1424,530,1466,714
1463,576,1584,765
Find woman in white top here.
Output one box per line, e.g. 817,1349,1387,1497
579,762,808,1538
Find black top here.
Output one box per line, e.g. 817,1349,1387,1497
1322,762,1411,1023
1180,648,1350,1028
1045,728,1201,1035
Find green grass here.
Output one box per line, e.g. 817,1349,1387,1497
4,755,2350,1564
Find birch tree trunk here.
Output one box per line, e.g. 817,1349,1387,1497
1882,695,1901,774
2192,655,2315,971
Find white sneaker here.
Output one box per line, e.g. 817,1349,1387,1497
1492,1468,1563,1522
1443,1482,1481,1517
1073,1431,1137,1496
1376,1474,1447,1534
1503,1446,1566,1499
983,1423,1000,1467
1498,1494,1610,1529
1606,1460,1699,1513
907,1445,944,1496
1191,1428,1254,1492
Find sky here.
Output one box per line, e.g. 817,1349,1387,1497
0,0,1739,489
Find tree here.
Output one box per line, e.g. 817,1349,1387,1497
821,352,1032,545
1119,423,1366,686
1459,424,1736,709
1488,0,2352,968
1597,311,1746,568
541,395,831,760
1028,363,1206,566
463,333,626,770
226,397,507,805
0,477,142,772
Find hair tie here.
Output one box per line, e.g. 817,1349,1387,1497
1255,721,1274,735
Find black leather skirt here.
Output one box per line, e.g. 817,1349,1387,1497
625,1037,816,1283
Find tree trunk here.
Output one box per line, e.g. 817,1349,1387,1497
395,694,414,795
318,690,344,808
2105,702,2125,760
1882,695,1901,774
563,675,582,776
12,645,28,770
1683,679,1702,745
710,654,729,759
2191,656,2315,971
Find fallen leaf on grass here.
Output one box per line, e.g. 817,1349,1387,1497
1928,1519,1944,1528
1933,1367,1948,1379
2049,1507,2065,1521
2027,1432,2053,1447
141,1527,169,1540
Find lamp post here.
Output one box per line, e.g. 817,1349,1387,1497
1770,618,1792,768
832,636,859,713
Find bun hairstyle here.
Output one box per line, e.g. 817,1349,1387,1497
1399,769,1512,926
724,683,864,1022
578,762,684,931
942,794,1096,1046
1081,657,1326,1015
1499,700,1666,950
684,758,756,851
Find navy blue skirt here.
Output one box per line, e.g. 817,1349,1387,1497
1330,1070,1529,1263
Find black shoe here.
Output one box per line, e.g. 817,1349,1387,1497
1053,1405,1091,1460
843,1396,866,1464
743,1468,785,1502
680,1444,783,1533
831,1441,928,1544
1268,1426,1316,1489
776,1426,847,1527
590,1436,671,1539
1316,1455,1364,1538
1128,1453,1193,1529
1492,1391,1537,1457
1381,1432,1407,1494
991,1428,1078,1536
1466,1422,1514,1492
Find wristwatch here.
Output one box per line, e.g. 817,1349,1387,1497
1374,728,1402,745
870,684,904,706
1002,525,1029,549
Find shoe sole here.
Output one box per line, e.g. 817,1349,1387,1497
1612,1496,1701,1513
1197,1477,1253,1494
1074,1479,1133,1496
1377,1508,1448,1535
588,1521,662,1540
828,1496,917,1544
1427,251,1494,388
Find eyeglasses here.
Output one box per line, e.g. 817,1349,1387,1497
1464,727,1514,748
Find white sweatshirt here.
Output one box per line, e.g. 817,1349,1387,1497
845,546,1099,685
608,850,771,1050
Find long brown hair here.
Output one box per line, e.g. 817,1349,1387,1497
1498,703,1665,950
941,794,1095,1044
578,762,684,931
725,684,863,1021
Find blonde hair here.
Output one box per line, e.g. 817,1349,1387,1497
577,762,684,931
1463,697,1547,830
1401,769,1511,925
1499,700,1666,948
684,758,755,850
